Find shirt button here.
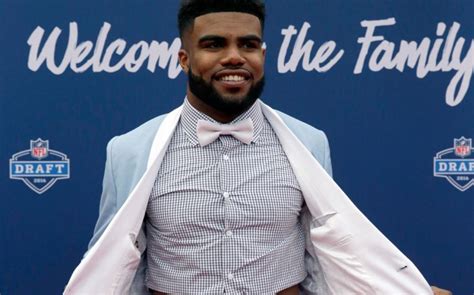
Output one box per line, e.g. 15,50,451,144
223,192,230,199
225,230,233,237
223,154,229,161
227,273,234,280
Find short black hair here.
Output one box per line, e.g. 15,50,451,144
178,0,265,38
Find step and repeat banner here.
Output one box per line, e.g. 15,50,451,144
1,1,472,294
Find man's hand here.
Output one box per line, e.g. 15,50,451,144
431,286,452,295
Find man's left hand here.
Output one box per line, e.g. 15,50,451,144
431,286,452,295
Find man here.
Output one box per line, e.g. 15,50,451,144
65,1,450,294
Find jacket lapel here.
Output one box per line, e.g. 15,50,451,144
262,102,431,294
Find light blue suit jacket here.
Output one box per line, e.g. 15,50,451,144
66,102,431,294
88,109,332,294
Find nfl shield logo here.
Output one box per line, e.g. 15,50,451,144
31,139,49,160
433,136,474,192
10,138,70,194
454,137,471,158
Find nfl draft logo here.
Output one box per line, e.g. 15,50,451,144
433,137,474,192
9,139,70,194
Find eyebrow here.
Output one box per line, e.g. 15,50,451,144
198,34,263,44
198,35,226,44
239,35,263,44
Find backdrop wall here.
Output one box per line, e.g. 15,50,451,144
1,1,473,294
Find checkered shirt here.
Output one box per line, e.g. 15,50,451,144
145,99,307,294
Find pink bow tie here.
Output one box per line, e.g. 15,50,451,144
196,118,254,147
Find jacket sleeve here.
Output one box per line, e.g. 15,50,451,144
87,136,119,250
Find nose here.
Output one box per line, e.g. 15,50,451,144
221,46,245,66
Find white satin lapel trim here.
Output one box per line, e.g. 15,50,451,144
65,106,183,294
262,102,432,294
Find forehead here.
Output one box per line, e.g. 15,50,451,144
190,12,262,39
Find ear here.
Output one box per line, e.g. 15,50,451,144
178,49,189,74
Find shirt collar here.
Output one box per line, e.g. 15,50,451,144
181,97,264,146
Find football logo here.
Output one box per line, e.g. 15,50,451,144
9,139,70,194
433,137,473,192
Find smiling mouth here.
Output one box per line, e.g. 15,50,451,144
214,70,252,84
218,75,247,82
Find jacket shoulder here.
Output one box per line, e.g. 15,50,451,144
107,114,168,202
276,110,332,176
113,114,167,153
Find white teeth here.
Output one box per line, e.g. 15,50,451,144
221,75,245,82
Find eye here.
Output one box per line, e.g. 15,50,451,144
202,40,224,49
241,40,261,49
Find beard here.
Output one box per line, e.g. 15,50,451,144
188,68,265,116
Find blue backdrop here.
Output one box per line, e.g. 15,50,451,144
1,1,473,294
